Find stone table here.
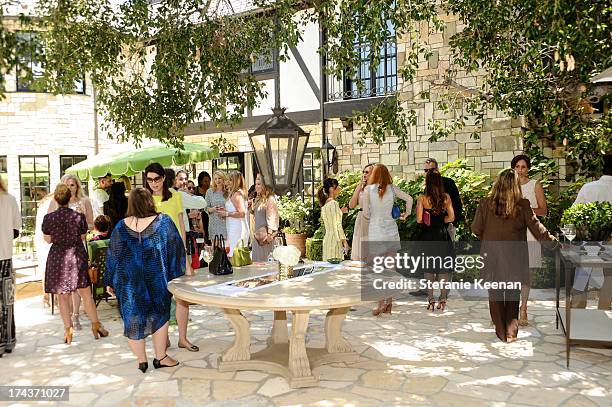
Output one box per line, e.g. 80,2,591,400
168,263,368,388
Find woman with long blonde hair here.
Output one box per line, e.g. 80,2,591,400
49,174,94,228
48,174,94,330
223,171,249,259
251,174,279,262
472,169,556,343
205,170,228,240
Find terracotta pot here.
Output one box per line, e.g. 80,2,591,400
285,233,308,257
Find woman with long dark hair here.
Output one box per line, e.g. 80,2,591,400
319,178,349,261
472,169,556,343
105,188,185,372
144,163,198,352
363,164,413,315
104,181,128,232
416,171,455,311
511,154,547,325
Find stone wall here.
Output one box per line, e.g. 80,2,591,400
0,58,96,207
330,13,529,180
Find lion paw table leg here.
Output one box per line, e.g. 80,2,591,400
271,310,289,344
325,307,353,353
222,308,251,362
289,310,311,377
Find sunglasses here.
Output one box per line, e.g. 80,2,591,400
146,176,163,183
187,186,195,191
423,168,433,173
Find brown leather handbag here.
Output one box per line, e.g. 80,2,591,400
88,265,99,284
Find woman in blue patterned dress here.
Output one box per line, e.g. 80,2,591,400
105,188,185,373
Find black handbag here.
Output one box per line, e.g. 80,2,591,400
209,235,233,275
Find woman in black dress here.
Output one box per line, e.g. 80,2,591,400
43,184,109,344
104,181,128,232
416,171,455,311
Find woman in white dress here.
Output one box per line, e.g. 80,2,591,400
348,163,374,261
48,174,94,330
512,155,547,325
363,164,413,315
223,171,249,259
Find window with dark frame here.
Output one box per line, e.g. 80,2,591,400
328,19,397,101
212,153,245,174
15,31,86,94
60,155,88,194
0,156,7,187
18,155,50,234
301,148,322,205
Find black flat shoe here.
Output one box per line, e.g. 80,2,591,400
178,342,199,352
153,355,179,369
138,362,148,373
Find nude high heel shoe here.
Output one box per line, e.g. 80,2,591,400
91,321,109,339
64,327,74,344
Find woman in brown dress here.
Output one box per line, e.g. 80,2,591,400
471,169,555,343
43,184,108,344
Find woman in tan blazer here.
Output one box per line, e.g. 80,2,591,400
472,169,556,343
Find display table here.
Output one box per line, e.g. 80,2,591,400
168,263,368,387
556,246,612,368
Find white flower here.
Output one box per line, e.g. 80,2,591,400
273,245,301,266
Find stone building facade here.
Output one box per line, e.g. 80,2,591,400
184,12,550,183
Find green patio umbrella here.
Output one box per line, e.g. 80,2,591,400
66,143,219,180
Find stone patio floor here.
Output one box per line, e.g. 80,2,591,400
3,290,611,406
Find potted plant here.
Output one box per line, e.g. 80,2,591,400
561,202,612,242
277,195,314,257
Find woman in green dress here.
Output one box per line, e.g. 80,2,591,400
318,178,349,261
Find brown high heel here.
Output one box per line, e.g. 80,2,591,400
427,298,436,311
91,321,109,339
372,300,386,316
64,327,74,344
383,298,393,314
437,299,447,312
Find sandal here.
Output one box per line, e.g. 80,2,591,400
437,298,447,312
153,355,179,369
427,298,436,311
178,341,199,352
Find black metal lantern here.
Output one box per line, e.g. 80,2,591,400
321,140,337,169
249,107,310,195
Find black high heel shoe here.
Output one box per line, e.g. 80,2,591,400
138,362,148,373
153,355,179,369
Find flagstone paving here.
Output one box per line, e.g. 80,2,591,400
3,291,611,406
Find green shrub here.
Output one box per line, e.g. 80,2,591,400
561,202,612,241
306,237,323,261
439,160,491,241
277,195,315,235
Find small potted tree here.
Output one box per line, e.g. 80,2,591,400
277,195,314,257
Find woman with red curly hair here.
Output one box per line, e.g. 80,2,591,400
363,164,413,315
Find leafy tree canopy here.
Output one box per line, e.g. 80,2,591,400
0,0,610,176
